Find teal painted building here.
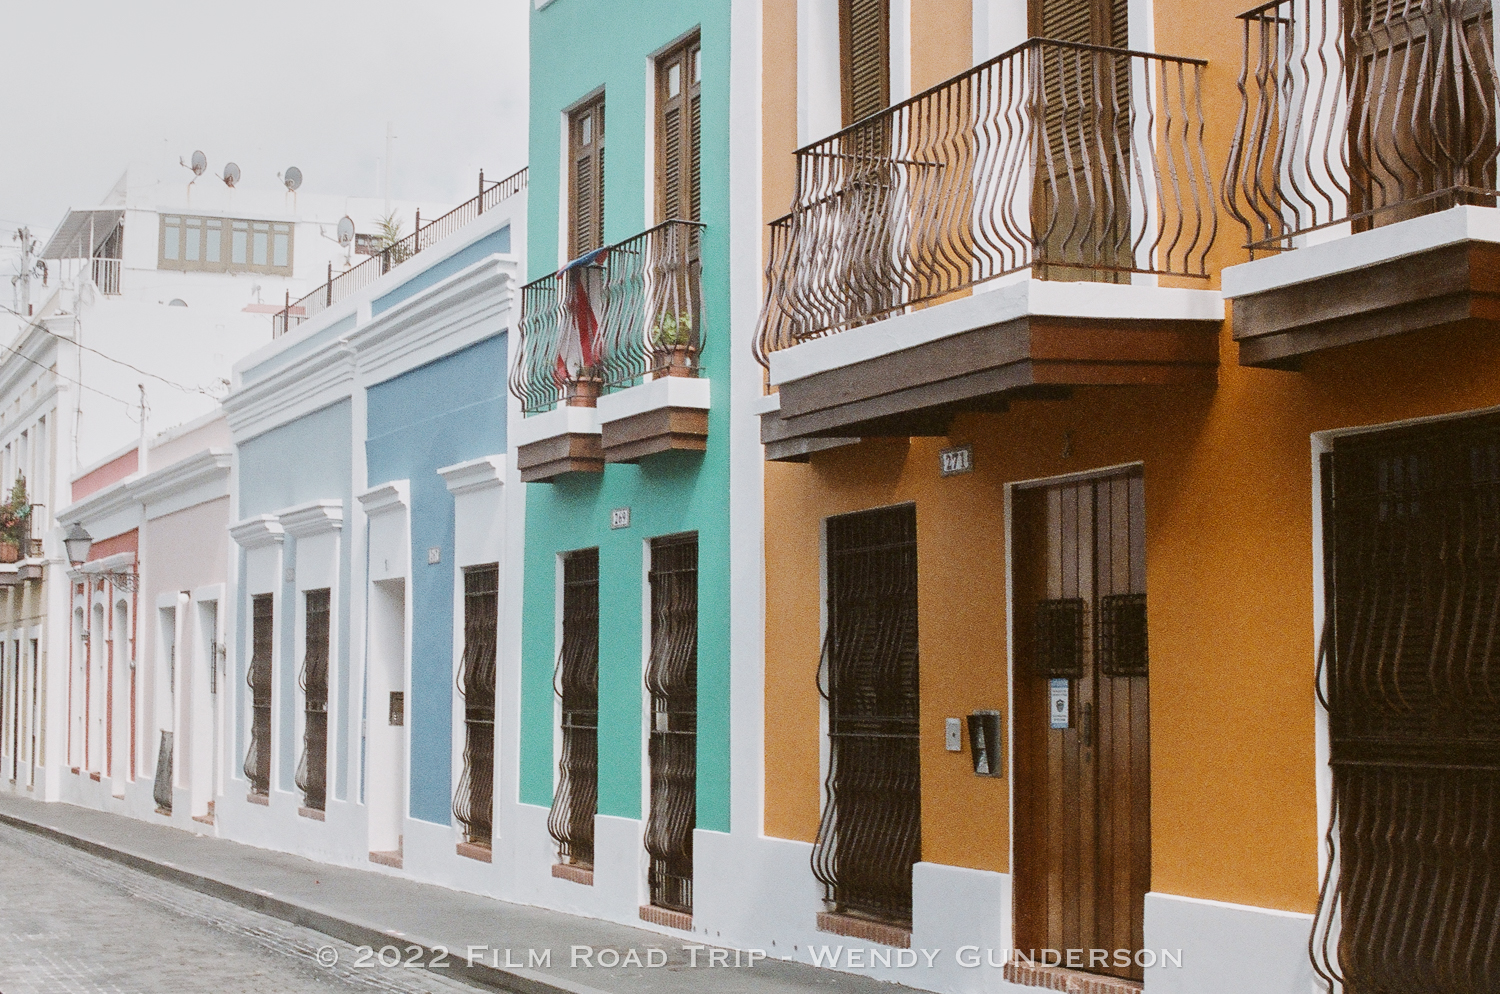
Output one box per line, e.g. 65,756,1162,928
516,0,733,915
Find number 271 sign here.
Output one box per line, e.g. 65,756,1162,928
940,444,974,477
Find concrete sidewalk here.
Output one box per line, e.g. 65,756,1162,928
0,793,911,994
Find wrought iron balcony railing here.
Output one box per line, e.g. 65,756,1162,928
513,221,705,416
1225,0,1499,256
510,220,705,415
755,38,1215,364
273,167,526,337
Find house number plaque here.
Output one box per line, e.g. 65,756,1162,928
940,444,974,477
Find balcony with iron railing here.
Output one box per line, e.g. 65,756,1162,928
753,38,1224,459
272,168,527,338
1222,0,1500,366
509,220,709,482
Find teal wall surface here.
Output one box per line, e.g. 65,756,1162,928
520,0,732,833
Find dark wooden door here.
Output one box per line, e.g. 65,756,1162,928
1013,470,1150,982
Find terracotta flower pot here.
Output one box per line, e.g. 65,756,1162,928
565,376,602,408
0,541,19,564
652,345,697,380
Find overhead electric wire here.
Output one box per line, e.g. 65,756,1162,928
0,304,140,419
2,301,221,400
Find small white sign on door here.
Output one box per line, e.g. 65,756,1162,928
1049,678,1070,729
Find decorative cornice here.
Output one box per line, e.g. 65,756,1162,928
230,515,284,549
224,337,356,441
78,551,137,575
437,456,506,497
279,499,344,538
357,480,410,516
59,448,232,527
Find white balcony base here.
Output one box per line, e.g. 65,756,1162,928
767,277,1224,388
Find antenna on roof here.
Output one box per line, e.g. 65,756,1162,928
180,150,207,177
336,215,355,266
180,150,208,202
222,162,241,188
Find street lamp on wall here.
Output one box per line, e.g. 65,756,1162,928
65,522,138,592
64,523,93,566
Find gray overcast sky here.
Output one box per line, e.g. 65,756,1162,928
0,0,529,244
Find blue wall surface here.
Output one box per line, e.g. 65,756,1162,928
365,333,509,824
372,227,511,316
237,399,355,797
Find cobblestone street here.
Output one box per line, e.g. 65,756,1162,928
0,823,477,994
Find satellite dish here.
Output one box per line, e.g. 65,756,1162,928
222,162,241,187
335,216,355,248
190,150,207,177
284,166,303,192
167,298,188,308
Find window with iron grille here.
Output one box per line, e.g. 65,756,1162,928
244,594,273,796
569,96,606,259
645,534,698,914
295,589,331,812
549,548,600,869
1315,414,1500,994
813,504,920,926
453,565,499,847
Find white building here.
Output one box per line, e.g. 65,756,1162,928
0,159,446,809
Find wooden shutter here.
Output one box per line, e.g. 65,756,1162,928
1344,0,1496,229
1030,0,1132,280
656,36,702,224
840,0,890,126
569,95,606,258
1030,0,1127,45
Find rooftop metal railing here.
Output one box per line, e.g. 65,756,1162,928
754,37,1214,365
272,167,527,337
1225,0,1499,256
510,219,705,415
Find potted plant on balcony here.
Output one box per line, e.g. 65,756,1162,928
565,364,604,407
0,478,31,564
650,311,696,379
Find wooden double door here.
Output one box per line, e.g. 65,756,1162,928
1012,470,1150,982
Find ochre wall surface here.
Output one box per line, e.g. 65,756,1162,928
757,0,1500,916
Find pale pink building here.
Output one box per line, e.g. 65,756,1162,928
55,413,230,829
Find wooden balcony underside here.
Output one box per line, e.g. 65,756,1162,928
602,407,708,464
1233,241,1500,369
516,433,604,483
763,314,1219,447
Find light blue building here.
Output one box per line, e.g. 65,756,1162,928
219,176,526,885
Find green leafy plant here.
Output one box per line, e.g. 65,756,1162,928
650,311,693,349
0,477,31,548
373,211,412,266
